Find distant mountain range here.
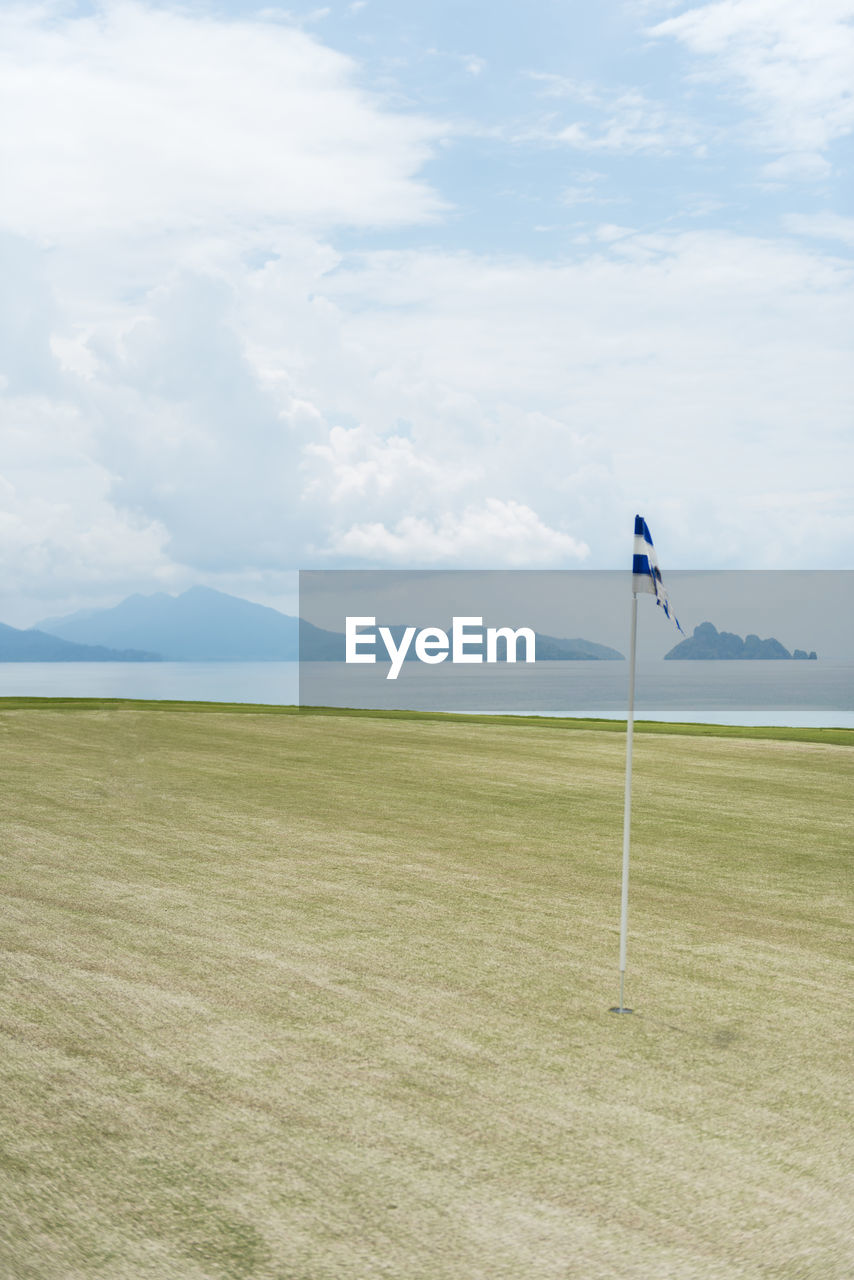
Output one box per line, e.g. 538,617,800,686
665,621,817,660
0,621,159,663
3,593,819,664
26,586,625,662
36,586,301,661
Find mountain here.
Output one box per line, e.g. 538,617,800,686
37,586,300,661
533,632,623,660
298,618,348,661
0,622,160,663
665,621,816,660
38,588,626,663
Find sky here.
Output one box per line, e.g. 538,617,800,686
1,0,853,626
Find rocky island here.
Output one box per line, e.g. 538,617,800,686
665,621,816,660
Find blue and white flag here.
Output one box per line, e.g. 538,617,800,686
632,515,683,632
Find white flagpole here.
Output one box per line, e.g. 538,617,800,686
613,589,638,1013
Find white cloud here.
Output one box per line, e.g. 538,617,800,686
0,1,447,240
561,188,607,208
303,424,472,510
3,205,852,616
593,223,637,242
784,212,854,245
326,501,589,566
0,398,172,608
555,90,703,154
0,3,852,623
559,170,621,209
317,231,854,566
650,0,854,171
526,73,703,154
527,72,597,100
760,152,833,184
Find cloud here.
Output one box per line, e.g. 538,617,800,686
0,1,447,240
317,231,853,566
0,396,172,606
527,73,603,104
560,170,620,208
555,91,703,154
1,2,852,623
526,73,703,154
303,424,472,511
784,212,854,245
760,152,833,184
650,0,854,173
325,501,589,566
80,267,329,572
2,218,852,619
4,195,853,618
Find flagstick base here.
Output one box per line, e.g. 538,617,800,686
608,1007,634,1014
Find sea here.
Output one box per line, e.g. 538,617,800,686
1,660,852,728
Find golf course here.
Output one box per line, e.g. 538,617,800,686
1,700,851,1279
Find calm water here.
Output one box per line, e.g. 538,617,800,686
0,660,852,727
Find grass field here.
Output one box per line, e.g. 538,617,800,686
0,702,851,1279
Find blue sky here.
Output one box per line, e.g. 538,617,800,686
1,0,852,623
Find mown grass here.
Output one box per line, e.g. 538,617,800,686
0,702,851,1279
3,695,852,746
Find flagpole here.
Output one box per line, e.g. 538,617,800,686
612,589,638,1013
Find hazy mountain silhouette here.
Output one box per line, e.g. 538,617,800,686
0,621,159,662
37,586,299,661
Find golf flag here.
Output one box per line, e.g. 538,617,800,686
632,515,682,632
613,514,683,1013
